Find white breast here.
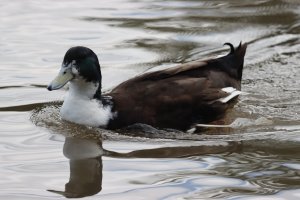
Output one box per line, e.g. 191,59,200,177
60,94,114,127
60,80,115,127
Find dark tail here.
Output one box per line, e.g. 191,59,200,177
218,42,247,80
234,42,247,80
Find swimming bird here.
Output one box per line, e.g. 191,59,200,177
47,42,247,131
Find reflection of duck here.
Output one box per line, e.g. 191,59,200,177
48,138,103,198
47,43,247,131
48,136,241,198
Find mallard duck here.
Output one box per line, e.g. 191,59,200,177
47,42,247,131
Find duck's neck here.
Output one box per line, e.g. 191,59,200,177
69,79,101,100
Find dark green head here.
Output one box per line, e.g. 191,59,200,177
63,46,102,83
47,46,102,97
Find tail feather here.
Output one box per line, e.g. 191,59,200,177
213,42,247,81
223,43,235,55
235,42,247,80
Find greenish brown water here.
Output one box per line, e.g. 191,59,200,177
0,0,300,199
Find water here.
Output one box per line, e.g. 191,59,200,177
0,0,300,199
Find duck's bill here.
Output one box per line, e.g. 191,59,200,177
47,67,73,91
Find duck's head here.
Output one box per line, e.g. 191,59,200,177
47,46,102,98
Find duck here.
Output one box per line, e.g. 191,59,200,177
47,42,247,131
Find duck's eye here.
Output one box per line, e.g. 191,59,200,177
63,71,66,75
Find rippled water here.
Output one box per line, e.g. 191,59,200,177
1,0,300,199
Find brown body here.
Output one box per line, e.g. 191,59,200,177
107,43,247,130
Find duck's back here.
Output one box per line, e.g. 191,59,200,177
107,43,247,130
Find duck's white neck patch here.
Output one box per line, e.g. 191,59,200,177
60,79,115,128
69,78,98,99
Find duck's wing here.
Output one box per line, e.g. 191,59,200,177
133,60,208,81
108,75,241,130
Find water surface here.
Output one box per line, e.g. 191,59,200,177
0,0,300,199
